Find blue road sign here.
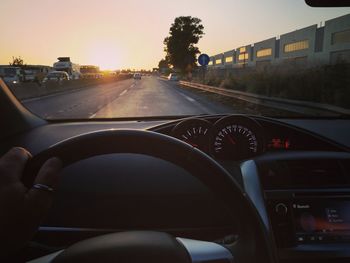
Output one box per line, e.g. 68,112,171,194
198,54,210,66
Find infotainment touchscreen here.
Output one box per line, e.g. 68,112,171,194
293,199,350,239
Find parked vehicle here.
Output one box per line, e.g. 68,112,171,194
168,73,179,81
0,66,23,84
22,66,52,83
53,57,81,79
42,71,70,83
133,73,142,79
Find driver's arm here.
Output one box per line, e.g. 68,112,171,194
0,147,62,258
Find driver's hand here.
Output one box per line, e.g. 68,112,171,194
0,147,62,257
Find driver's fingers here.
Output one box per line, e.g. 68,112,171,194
26,157,62,214
0,147,32,181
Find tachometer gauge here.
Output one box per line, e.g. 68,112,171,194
212,116,264,160
171,118,214,153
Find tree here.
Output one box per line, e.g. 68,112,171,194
158,59,169,69
9,56,25,67
163,16,204,73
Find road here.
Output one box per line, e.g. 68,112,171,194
23,77,233,119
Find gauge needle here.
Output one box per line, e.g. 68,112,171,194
227,135,236,145
189,142,199,147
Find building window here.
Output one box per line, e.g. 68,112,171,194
332,29,350,45
284,40,309,53
208,61,213,66
239,47,246,53
216,59,222,65
238,53,249,61
256,48,272,58
225,56,233,63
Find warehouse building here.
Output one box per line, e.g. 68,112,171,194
214,53,225,69
223,50,235,68
323,14,350,64
253,37,278,69
279,24,318,66
234,45,253,68
208,13,350,69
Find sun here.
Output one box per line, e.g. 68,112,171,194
86,41,124,70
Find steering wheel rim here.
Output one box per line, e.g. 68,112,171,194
24,129,275,263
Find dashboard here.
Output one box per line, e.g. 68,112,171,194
153,114,345,161
2,114,350,263
154,115,350,262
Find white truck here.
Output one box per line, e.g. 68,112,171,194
53,57,81,80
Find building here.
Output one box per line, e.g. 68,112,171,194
254,37,278,69
207,13,350,69
323,14,350,64
214,53,225,69
223,50,235,68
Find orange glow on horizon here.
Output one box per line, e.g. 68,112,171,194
0,0,349,70
85,40,123,70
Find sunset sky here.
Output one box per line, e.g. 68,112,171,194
1,0,349,70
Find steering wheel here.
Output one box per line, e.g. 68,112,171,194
25,129,275,263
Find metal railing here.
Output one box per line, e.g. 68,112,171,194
178,80,350,116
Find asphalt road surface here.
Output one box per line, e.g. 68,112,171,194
23,77,233,119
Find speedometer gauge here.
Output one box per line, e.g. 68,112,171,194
171,118,214,153
212,116,264,160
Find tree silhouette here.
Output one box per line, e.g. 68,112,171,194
9,56,25,67
158,59,169,69
163,16,204,73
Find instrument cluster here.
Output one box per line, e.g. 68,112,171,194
171,115,265,161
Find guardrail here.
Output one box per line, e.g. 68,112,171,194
179,80,350,116
7,75,132,101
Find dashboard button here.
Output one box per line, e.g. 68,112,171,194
275,203,288,216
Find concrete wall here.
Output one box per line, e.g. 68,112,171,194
6,75,132,101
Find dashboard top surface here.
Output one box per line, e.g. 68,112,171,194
3,115,350,156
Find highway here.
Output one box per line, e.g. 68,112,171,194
23,77,233,119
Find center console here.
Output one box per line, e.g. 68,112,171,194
267,193,350,248
248,153,350,262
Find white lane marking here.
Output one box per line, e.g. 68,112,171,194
120,89,128,96
89,113,97,119
180,93,195,102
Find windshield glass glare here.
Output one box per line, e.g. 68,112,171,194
1,0,350,119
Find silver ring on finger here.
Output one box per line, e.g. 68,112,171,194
32,183,54,193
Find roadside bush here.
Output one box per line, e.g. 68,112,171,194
193,63,350,109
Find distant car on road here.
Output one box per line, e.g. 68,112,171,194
42,71,70,83
133,73,142,80
168,73,179,81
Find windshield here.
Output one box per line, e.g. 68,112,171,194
1,0,350,119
